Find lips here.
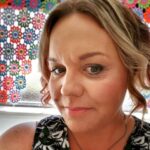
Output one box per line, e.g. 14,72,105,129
65,107,91,111
63,106,93,116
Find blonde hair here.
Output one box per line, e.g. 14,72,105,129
39,0,150,116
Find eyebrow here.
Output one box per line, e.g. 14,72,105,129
48,57,57,62
48,52,106,62
79,52,107,60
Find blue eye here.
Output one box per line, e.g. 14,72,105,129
85,64,104,75
51,67,66,75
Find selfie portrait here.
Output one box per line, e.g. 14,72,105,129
0,0,150,150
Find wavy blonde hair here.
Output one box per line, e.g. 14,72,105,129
39,0,150,116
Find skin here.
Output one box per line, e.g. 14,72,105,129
0,13,135,150
0,122,36,150
48,13,133,149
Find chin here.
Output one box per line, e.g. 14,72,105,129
63,115,96,133
66,120,90,133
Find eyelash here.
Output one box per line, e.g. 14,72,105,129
50,64,104,76
50,66,66,75
84,64,104,75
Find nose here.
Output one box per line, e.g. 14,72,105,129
60,71,84,97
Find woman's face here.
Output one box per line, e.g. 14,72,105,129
48,13,128,133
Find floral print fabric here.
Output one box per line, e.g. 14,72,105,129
125,116,150,149
33,115,69,150
33,115,150,150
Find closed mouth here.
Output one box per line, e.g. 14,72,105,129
65,107,92,111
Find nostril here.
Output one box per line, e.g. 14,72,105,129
60,82,84,97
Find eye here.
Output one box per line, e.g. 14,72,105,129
85,64,104,75
50,66,66,76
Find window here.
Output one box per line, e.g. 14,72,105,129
0,0,62,108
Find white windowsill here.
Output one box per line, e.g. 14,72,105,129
0,105,60,115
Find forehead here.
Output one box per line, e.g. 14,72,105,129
49,13,119,62
50,13,103,44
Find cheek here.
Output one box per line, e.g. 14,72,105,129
87,78,127,104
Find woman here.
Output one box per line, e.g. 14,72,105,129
1,0,150,149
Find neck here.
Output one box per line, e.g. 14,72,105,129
68,113,128,150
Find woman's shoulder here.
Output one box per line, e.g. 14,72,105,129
33,115,69,150
132,115,150,136
34,115,67,136
36,115,65,126
0,122,36,150
125,115,150,149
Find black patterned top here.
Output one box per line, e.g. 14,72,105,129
32,115,150,150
